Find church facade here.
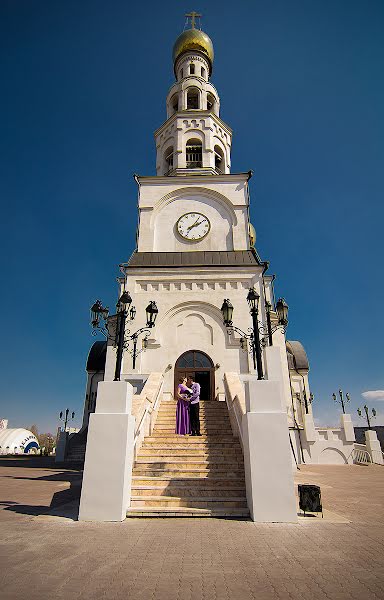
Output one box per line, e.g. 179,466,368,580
76,18,360,522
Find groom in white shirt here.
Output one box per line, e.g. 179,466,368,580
187,375,201,436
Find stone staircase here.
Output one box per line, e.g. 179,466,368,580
126,399,249,518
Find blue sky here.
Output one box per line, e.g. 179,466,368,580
1,0,383,433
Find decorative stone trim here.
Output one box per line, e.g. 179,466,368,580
135,280,246,292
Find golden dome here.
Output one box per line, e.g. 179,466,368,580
173,28,214,73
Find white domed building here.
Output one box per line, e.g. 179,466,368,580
0,425,39,455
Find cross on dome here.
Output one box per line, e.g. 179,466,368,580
185,11,201,29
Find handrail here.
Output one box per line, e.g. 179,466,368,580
133,373,164,448
348,444,372,465
224,372,246,445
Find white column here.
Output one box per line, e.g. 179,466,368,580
365,429,383,465
55,431,68,462
341,413,355,442
79,381,136,521
242,378,298,523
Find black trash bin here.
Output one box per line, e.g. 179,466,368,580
298,484,323,517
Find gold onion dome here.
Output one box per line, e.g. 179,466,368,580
173,28,214,74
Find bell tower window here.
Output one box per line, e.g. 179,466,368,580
186,139,202,168
201,67,206,78
207,93,216,112
171,94,178,114
214,145,225,174
190,64,195,75
164,146,174,173
187,88,200,109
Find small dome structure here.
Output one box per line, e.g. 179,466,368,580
0,428,39,455
86,341,107,372
286,341,310,371
173,28,214,74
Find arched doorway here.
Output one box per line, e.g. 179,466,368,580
175,350,214,401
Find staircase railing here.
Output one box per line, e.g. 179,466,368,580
132,372,164,458
223,372,246,447
350,443,372,465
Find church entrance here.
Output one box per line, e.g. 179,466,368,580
174,350,215,401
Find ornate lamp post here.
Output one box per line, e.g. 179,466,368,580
332,389,350,414
221,289,288,381
357,405,377,429
296,390,314,415
59,409,75,431
246,287,264,380
265,298,289,347
91,292,159,380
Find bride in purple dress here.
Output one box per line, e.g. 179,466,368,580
175,377,192,435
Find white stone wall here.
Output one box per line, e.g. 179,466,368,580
136,175,249,253
104,267,269,397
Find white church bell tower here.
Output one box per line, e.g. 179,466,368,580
79,14,302,523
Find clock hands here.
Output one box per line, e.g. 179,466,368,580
187,219,204,232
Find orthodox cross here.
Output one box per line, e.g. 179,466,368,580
185,11,201,29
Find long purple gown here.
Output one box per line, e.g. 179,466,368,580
175,384,190,435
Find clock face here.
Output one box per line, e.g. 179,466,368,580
176,212,211,241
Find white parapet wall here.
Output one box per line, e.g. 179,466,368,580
242,377,298,523
365,429,384,465
78,381,136,521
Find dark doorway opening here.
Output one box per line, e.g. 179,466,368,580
175,350,215,401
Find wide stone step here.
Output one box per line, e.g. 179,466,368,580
140,441,241,454
145,435,238,443
135,457,242,464
130,495,248,508
132,486,246,497
156,417,231,427
154,427,232,433
133,468,245,478
142,444,241,451
132,476,246,487
140,446,242,453
126,507,250,518
137,456,244,465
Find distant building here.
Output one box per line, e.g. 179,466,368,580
0,422,39,454
355,426,384,450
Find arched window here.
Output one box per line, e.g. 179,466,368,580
190,64,195,75
187,88,200,110
180,68,183,79
186,138,202,168
164,146,174,172
170,94,178,114
207,93,216,112
214,145,225,173
176,351,213,369
201,67,206,79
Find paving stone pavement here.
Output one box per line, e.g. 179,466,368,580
0,456,383,600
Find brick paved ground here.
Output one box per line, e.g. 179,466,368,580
0,456,383,600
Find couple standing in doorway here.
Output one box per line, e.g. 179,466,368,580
176,375,201,436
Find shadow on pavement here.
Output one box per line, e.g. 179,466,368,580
0,456,82,471
4,479,82,519
1,456,83,519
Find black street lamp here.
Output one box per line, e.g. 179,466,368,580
332,389,350,414
91,292,159,379
246,288,264,380
357,405,377,429
296,390,314,415
220,289,288,381
59,409,75,431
